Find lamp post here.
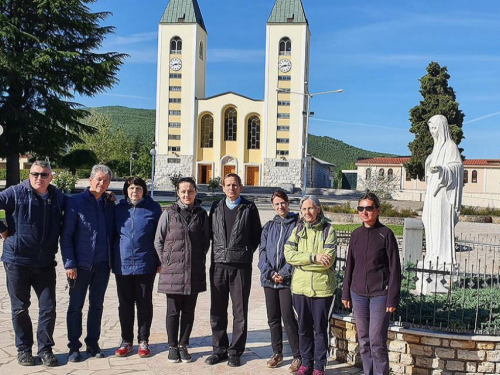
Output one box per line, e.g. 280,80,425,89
150,143,157,198
277,86,343,196
129,152,137,176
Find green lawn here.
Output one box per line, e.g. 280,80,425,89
332,223,404,236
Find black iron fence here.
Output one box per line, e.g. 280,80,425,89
333,230,500,335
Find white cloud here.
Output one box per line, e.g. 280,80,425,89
108,32,157,46
208,49,264,63
102,93,155,101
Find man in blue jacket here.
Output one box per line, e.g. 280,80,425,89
0,161,65,367
60,164,114,362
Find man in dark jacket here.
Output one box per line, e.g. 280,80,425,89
60,164,114,362
0,161,65,367
205,173,261,367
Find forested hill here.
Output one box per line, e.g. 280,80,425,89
89,106,396,170
308,134,396,170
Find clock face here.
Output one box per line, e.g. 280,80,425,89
170,58,182,71
278,59,292,73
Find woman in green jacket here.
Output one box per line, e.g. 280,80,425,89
284,195,337,375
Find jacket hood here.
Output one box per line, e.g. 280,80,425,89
272,212,299,225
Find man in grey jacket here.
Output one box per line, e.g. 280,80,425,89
205,173,261,367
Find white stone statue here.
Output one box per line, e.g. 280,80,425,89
422,114,463,267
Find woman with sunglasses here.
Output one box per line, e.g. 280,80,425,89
154,177,210,364
284,195,337,375
258,190,301,372
113,177,162,358
341,192,401,375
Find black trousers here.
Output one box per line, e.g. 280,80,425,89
4,263,56,355
166,293,199,347
293,294,334,371
210,264,252,356
115,273,155,343
264,287,300,358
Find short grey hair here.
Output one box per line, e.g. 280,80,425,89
31,160,52,171
90,164,113,180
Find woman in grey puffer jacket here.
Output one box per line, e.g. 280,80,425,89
258,190,301,372
154,177,210,364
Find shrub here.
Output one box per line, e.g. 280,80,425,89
322,202,357,214
168,172,183,188
208,176,222,192
52,170,79,193
461,205,500,217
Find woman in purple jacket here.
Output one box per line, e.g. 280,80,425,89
258,190,301,373
341,192,401,375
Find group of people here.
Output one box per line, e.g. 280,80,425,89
0,162,401,375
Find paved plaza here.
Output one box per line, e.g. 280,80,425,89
0,197,498,375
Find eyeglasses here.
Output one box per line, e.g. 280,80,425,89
30,172,50,179
357,206,376,212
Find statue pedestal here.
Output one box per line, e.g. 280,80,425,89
415,261,455,295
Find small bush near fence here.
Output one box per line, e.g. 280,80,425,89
461,205,500,217
323,201,416,218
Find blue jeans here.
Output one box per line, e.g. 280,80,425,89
67,262,110,350
350,291,390,375
3,262,56,355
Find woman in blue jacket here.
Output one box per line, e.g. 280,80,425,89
258,190,301,373
112,177,162,358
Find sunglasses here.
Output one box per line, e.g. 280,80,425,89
357,206,376,212
30,172,50,179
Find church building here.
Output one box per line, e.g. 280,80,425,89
154,0,312,188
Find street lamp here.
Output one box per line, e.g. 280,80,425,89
277,86,343,196
150,142,157,199
129,152,137,176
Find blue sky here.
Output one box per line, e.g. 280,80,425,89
80,0,500,159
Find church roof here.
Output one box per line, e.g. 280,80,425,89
267,0,308,24
200,91,263,102
160,0,207,32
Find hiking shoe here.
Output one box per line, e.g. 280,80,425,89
17,351,35,366
227,354,241,367
115,341,133,357
86,345,105,358
267,353,284,368
178,346,192,363
168,347,180,363
312,370,325,375
138,341,150,358
294,365,313,375
205,352,228,365
40,351,58,367
68,350,81,363
289,357,302,373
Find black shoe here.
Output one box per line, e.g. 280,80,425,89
205,352,228,365
40,351,58,367
86,346,105,358
68,350,81,363
227,354,241,367
178,346,192,363
168,347,180,363
17,351,35,366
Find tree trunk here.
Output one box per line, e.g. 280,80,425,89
6,154,20,188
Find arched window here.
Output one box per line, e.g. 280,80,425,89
463,170,468,184
224,108,237,141
388,169,393,178
200,114,213,148
379,168,384,177
279,37,291,55
170,37,182,54
199,42,203,60
366,168,371,179
247,116,260,149
472,170,478,183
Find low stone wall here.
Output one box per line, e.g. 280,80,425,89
331,314,500,375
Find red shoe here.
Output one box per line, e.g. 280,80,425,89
138,341,150,358
115,341,133,357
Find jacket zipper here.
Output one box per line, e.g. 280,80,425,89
365,229,370,296
38,196,48,260
274,221,284,288
310,227,317,296
131,205,136,274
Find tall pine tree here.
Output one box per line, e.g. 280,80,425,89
405,62,465,180
0,0,126,186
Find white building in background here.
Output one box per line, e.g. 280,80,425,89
153,0,326,189
356,157,500,208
